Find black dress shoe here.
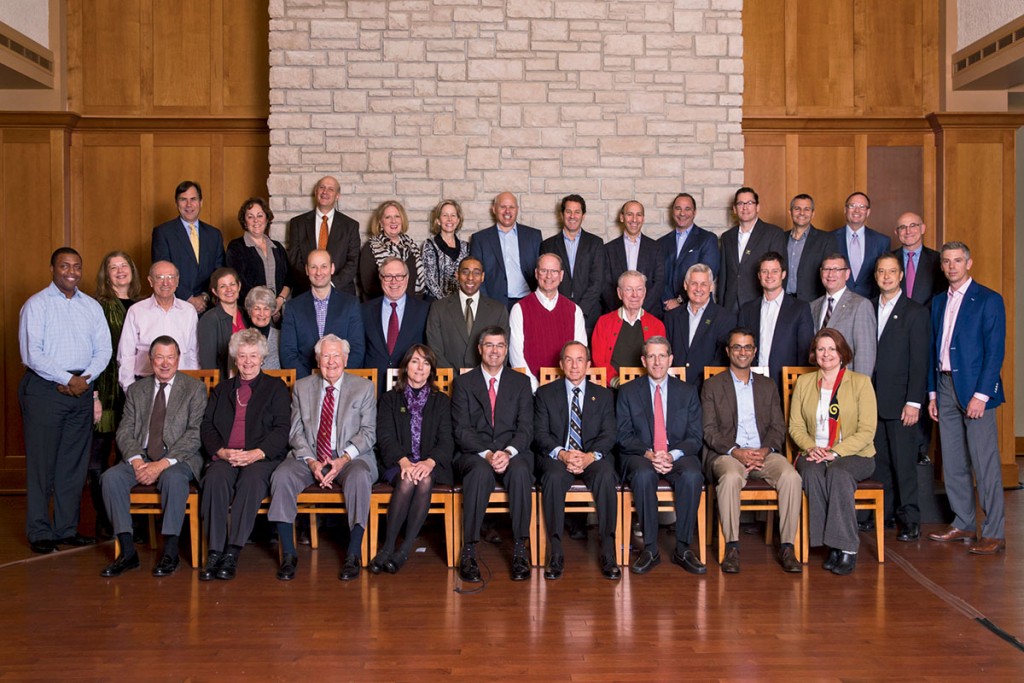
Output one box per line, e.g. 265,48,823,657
630,548,661,575
277,553,298,581
56,533,97,547
778,546,802,573
884,518,896,531
600,556,621,580
152,554,180,577
215,553,238,580
897,523,921,542
368,551,389,575
543,555,564,580
100,552,140,577
831,551,857,575
672,548,707,575
199,551,223,581
30,539,56,554
510,544,530,581
459,547,481,583
720,547,740,574
384,551,407,575
339,553,361,581
822,548,841,572
857,519,875,533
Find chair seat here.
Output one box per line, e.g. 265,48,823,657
857,479,884,490
125,482,201,568
129,482,200,495
739,478,775,491
371,482,455,495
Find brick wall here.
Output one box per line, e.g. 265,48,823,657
268,0,743,245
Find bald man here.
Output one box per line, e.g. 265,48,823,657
287,175,361,295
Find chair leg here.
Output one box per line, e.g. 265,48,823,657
148,517,158,550
765,510,775,546
188,493,200,568
528,491,538,566
874,493,885,563
368,497,382,562
444,495,456,567
536,492,547,565
614,492,624,567
452,494,463,557
696,490,706,565
620,492,632,566
801,493,810,564
309,512,319,549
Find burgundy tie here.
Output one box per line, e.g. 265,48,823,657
316,385,335,464
488,377,497,425
386,301,399,356
653,384,668,453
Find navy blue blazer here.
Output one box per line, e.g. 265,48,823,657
834,226,891,299
657,225,721,304
663,302,736,390
469,224,542,308
602,234,665,314
152,218,225,301
360,295,429,392
615,374,702,461
738,294,814,389
872,294,930,420
533,379,617,458
540,229,606,331
893,246,945,308
279,289,365,378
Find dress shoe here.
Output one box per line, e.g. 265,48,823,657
928,526,975,543
543,555,564,580
630,549,661,575
384,551,407,574
831,551,857,575
100,552,140,577
510,543,530,581
778,545,802,573
277,553,298,581
567,519,587,541
482,523,502,545
199,551,223,581
917,453,932,466
897,523,921,542
339,553,361,581
600,556,621,580
29,539,56,554
968,537,1006,555
458,547,481,583
56,533,97,547
672,548,707,575
822,548,841,571
884,518,896,530
368,551,389,575
215,553,238,580
857,519,875,533
152,554,180,577
720,547,740,574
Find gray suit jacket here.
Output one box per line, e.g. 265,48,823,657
425,291,510,369
116,373,207,480
810,290,877,376
287,372,378,480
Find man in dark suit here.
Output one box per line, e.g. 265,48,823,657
280,249,365,377
603,200,665,315
663,263,735,391
927,242,1006,555
425,257,509,369
718,187,787,312
658,192,720,312
286,175,361,296
469,192,541,309
835,191,890,299
701,328,801,573
151,180,225,314
739,252,814,389
871,255,929,542
361,257,428,392
893,211,944,307
534,341,620,581
451,326,535,582
784,194,837,303
540,194,605,333
100,336,207,577
616,336,705,575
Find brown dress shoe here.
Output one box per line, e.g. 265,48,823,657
927,526,975,543
778,545,802,573
720,546,740,574
968,537,1006,555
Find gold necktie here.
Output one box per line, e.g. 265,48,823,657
318,214,329,251
188,222,200,262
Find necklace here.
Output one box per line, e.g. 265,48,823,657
235,390,249,407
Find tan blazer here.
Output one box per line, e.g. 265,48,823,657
788,368,876,458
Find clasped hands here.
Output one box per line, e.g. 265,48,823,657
644,449,674,475
217,448,265,468
399,457,435,484
132,457,170,486
801,446,838,463
558,449,595,475
57,374,91,398
308,455,349,488
731,447,770,473
485,449,512,474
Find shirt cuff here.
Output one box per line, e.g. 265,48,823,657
669,449,684,462
165,458,178,466
972,393,990,403
506,446,518,458
928,391,937,401
549,448,562,460
478,450,489,459
906,402,921,410
128,455,143,463
343,445,360,460
592,451,603,461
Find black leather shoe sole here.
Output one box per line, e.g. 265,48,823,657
56,534,97,547
100,553,141,577
152,556,180,577
672,550,707,575
630,550,661,575
30,540,56,554
277,555,298,581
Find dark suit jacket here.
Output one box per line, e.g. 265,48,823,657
533,379,616,459
602,234,665,314
835,225,891,299
658,225,721,304
469,224,542,307
151,218,226,301
225,235,291,303
361,295,429,391
700,369,785,471
738,294,814,387
719,219,787,312
287,209,361,295
200,372,291,463
376,388,454,485
663,302,736,389
785,225,836,303
872,294,929,420
615,374,702,461
425,291,509,369
451,367,534,468
894,246,944,307
279,289,365,377
540,230,605,331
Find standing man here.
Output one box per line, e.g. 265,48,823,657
287,175,360,296
617,336,706,575
893,212,944,307
603,200,664,315
591,270,666,388
470,191,542,310
425,256,509,369
19,248,111,553
540,194,605,333
784,194,836,303
151,180,225,314
451,326,535,582
659,192,720,312
702,328,801,573
872,255,929,542
718,187,787,312
534,342,620,580
663,264,735,391
835,192,890,299
927,242,1006,555
361,257,429,392
810,254,877,376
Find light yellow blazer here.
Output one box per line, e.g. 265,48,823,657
788,368,877,458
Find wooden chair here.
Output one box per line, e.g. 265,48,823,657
386,367,455,396
458,367,528,375
782,366,884,564
620,483,706,566
617,366,686,384
452,485,539,566
536,482,624,566
117,484,202,568
537,366,607,388
263,368,296,393
179,368,219,395
368,483,457,566
343,367,378,396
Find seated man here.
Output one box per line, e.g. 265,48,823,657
100,336,207,577
591,270,666,388
701,328,801,574
534,342,620,580
268,334,377,581
616,336,705,575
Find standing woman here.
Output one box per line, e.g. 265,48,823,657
226,197,291,318
198,267,246,378
371,344,452,573
358,200,424,300
91,251,142,536
420,199,470,301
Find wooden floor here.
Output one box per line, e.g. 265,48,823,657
1,464,1023,680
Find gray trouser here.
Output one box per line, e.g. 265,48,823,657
102,460,194,536
268,457,374,529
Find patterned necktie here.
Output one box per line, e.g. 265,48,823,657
653,384,668,453
822,296,835,329
488,377,497,425
465,297,474,336
849,231,862,280
568,387,583,451
318,214,329,251
147,382,168,458
188,222,200,262
386,302,399,355
316,385,335,464
905,252,917,298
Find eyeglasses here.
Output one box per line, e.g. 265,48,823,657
846,203,869,210
380,273,408,282
735,200,757,207
152,274,178,281
729,344,755,352
895,222,921,232
537,268,561,276
481,342,507,350
820,266,848,274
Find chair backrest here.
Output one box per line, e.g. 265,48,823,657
459,367,527,375
343,368,379,397
179,368,219,396
617,366,685,385
782,366,817,459
704,365,771,380
386,367,454,397
538,366,608,388
263,368,296,394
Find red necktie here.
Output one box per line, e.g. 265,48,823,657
905,252,917,298
318,214,329,251
653,384,668,453
316,385,335,464
488,377,497,425
386,302,399,356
